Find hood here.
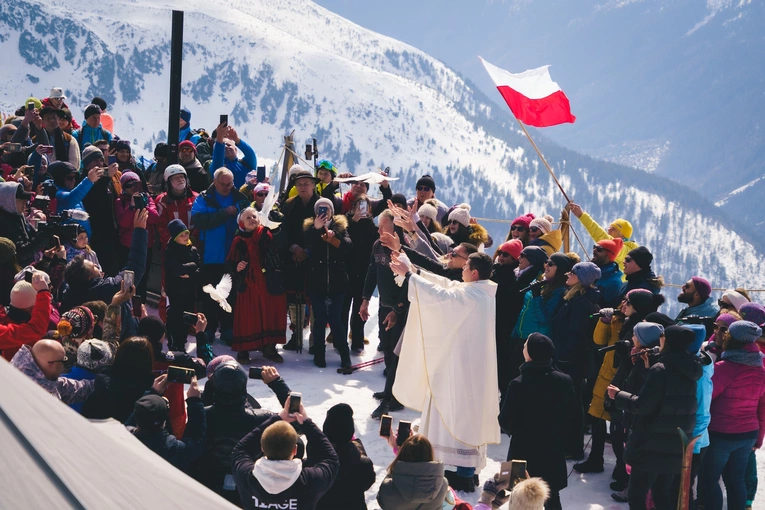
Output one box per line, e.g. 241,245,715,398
538,229,563,251
303,214,348,234
468,223,489,247
661,352,703,382
0,182,21,214
10,345,58,395
252,458,302,495
599,262,622,279
390,461,445,504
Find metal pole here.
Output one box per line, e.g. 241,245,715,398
167,10,184,165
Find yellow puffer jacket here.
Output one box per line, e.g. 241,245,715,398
577,213,638,276
530,229,562,257
588,316,624,421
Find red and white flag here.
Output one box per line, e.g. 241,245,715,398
479,57,576,127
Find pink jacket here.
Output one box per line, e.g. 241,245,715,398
709,359,765,448
115,195,159,248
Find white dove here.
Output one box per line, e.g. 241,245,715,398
257,186,282,230
203,273,233,313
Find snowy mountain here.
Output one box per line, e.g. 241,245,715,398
1,0,763,313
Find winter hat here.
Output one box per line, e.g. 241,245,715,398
526,333,555,362
716,313,739,328
418,203,438,222
498,240,523,261
213,362,247,395
448,205,471,228
739,303,765,327
48,161,78,187
15,184,34,201
77,339,114,371
633,322,664,347
253,182,270,195
59,108,73,121
664,325,696,352
507,477,550,510
722,290,749,311
49,87,66,100
627,246,653,270
10,280,37,309
133,394,169,429
643,312,675,328
729,321,763,343
610,219,633,240
529,215,553,234
549,252,575,274
206,354,236,380
314,197,335,216
81,145,104,168
520,246,548,268
167,219,189,241
138,315,166,348
288,164,305,178
627,289,665,315
511,213,535,230
119,171,141,187
691,276,712,301
178,140,196,154
316,159,337,177
0,237,16,263
597,238,624,262
84,104,102,120
323,403,355,444
113,139,131,153
179,108,191,124
91,97,107,111
58,306,95,339
685,324,707,354
416,174,436,191
154,142,169,159
390,194,408,209
571,261,601,287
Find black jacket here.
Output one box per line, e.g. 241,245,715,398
499,360,576,491
551,286,600,378
345,216,379,284
163,240,201,297
615,351,702,473
82,175,118,245
232,415,339,510
363,240,403,310
402,246,462,281
491,262,526,341
314,439,375,510
303,216,352,295
81,368,155,423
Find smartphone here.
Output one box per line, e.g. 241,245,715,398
182,312,198,326
249,367,263,380
396,420,412,447
510,459,527,488
317,206,329,217
167,365,194,384
7,143,22,153
220,114,228,126
379,415,393,438
305,142,313,160
256,165,266,183
23,166,35,178
24,271,33,283
133,193,149,210
123,270,135,290
498,461,513,485
357,201,368,215
288,392,302,414
53,235,61,248
27,101,35,111
42,145,54,154
108,155,117,165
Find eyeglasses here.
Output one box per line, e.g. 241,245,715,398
545,261,556,267
682,282,692,290
416,186,432,192
47,356,68,365
593,245,606,252
624,257,633,263
179,147,195,153
255,192,267,197
529,226,540,233
510,225,527,232
449,250,467,260
497,251,510,257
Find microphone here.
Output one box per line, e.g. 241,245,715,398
630,346,661,358
519,279,547,294
598,340,631,353
591,312,606,319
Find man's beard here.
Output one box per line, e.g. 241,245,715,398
677,292,693,304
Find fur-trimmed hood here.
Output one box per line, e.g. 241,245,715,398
468,222,489,247
302,214,348,234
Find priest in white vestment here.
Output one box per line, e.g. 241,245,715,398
390,250,501,482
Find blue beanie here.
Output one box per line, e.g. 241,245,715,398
684,324,706,354
729,321,763,344
168,219,188,241
633,322,664,347
571,261,601,287
180,108,191,124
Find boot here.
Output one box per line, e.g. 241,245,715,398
611,488,628,503
444,470,475,493
236,351,250,363
388,397,404,412
372,391,386,401
340,355,351,370
371,399,389,419
262,344,284,363
573,456,604,473
313,353,326,368
283,333,299,351
610,479,628,491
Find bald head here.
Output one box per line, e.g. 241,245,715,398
32,340,67,380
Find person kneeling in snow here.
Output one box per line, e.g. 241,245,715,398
232,396,339,510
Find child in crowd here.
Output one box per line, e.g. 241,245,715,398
163,219,201,353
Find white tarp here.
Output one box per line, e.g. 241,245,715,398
0,358,237,509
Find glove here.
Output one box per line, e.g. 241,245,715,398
268,209,284,223
599,308,614,324
530,279,545,297
478,476,510,507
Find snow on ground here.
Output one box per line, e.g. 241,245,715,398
170,298,765,509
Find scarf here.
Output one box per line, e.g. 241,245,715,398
721,348,765,367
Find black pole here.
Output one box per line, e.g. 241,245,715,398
167,10,184,165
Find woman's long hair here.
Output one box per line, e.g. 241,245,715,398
564,282,590,301
387,435,434,474
112,336,155,383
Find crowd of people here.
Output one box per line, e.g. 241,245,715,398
1,88,764,510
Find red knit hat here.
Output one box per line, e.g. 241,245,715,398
511,213,535,230
498,239,523,261
597,238,624,262
178,140,197,154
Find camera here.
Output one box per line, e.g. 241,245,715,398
248,367,263,380
33,195,51,211
6,143,22,153
182,312,198,326
41,211,81,242
167,366,194,384
133,192,149,210
40,180,58,197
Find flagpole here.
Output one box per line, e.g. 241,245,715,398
515,118,571,204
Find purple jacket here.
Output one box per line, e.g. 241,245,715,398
10,345,94,404
709,359,765,448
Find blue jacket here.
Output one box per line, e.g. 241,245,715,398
693,362,713,453
512,286,566,339
596,262,624,308
211,139,257,188
55,178,94,236
179,124,201,145
675,297,720,323
72,124,112,153
190,184,249,265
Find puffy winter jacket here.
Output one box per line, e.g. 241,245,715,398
190,185,248,265
72,124,112,152
529,229,562,257
596,262,624,308
577,212,639,275
54,178,94,235
115,194,160,248
10,345,94,403
155,188,198,248
512,286,565,339
709,358,765,448
551,286,600,377
0,291,52,360
303,216,353,295
377,461,449,510
0,182,52,266
675,297,720,323
589,316,624,421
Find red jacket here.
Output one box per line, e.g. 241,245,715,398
710,358,765,448
0,291,52,360
115,194,160,248
154,188,198,249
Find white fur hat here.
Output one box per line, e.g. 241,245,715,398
448,203,471,228
508,477,550,510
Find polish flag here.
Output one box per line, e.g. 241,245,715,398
479,57,576,127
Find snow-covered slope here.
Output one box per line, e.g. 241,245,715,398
1,0,763,311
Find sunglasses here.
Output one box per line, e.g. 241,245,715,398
593,245,606,252
717,299,734,308
65,174,77,181
624,256,633,263
497,251,510,257
448,220,462,226
714,324,728,332
545,261,556,267
255,192,267,197
48,356,68,365
179,147,195,153
416,186,432,192
510,225,527,232
449,250,467,260
529,226,540,233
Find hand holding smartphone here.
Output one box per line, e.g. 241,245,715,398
123,270,135,290
396,421,411,447
379,415,393,437
288,392,302,414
